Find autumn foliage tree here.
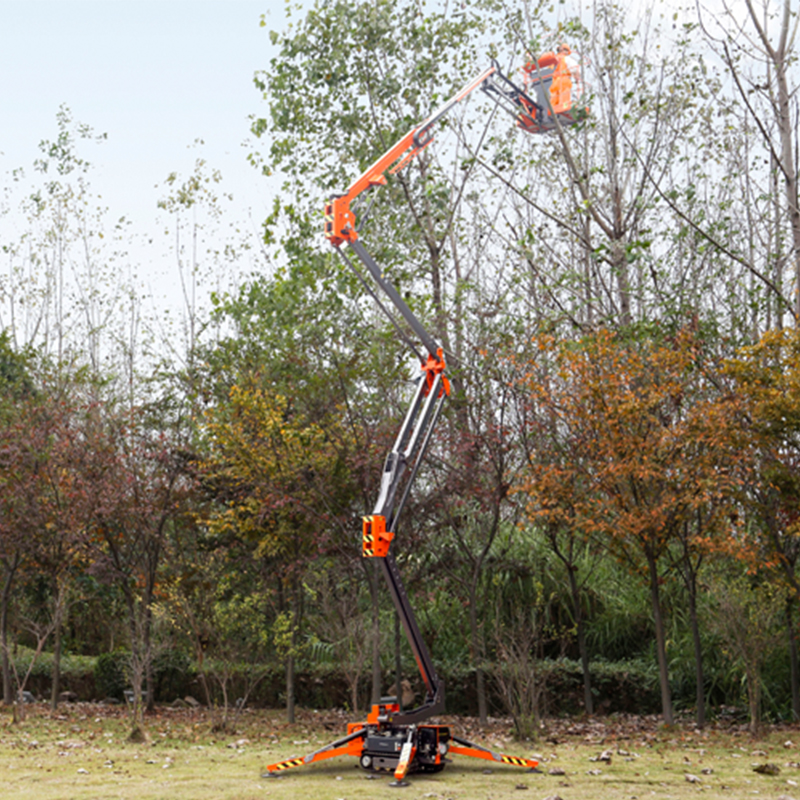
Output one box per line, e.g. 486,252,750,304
200,380,355,722
516,326,738,725
0,365,95,714
721,328,800,720
77,400,190,739
22,392,95,712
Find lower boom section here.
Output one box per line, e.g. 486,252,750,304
263,700,539,784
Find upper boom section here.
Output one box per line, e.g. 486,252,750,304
324,66,496,248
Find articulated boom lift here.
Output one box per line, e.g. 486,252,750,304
265,55,582,787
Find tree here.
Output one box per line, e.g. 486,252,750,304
722,327,800,719
709,565,785,733
491,540,561,737
81,400,189,739
156,145,245,381
516,326,736,725
0,334,35,704
697,0,800,325
472,0,731,333
160,544,274,732
0,375,95,714
25,388,93,711
514,369,602,715
428,366,527,725
309,560,372,714
1,107,135,376
254,0,531,721
200,202,419,708
200,381,354,722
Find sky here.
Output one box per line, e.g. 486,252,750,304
0,0,728,232
0,0,747,343
1,0,289,298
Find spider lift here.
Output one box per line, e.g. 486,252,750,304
264,54,582,786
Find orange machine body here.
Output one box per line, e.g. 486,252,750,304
362,514,394,558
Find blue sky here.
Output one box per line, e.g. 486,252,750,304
1,0,285,235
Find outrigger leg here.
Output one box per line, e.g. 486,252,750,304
262,727,367,777
449,734,540,771
389,726,417,788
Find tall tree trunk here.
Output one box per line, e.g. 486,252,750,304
196,648,212,707
686,573,705,728
787,596,800,721
50,615,62,710
771,7,800,320
124,588,147,741
1,556,20,705
646,549,673,725
144,599,155,711
566,564,593,715
549,530,594,715
468,579,488,726
50,575,69,710
747,663,762,735
611,210,632,325
285,652,295,724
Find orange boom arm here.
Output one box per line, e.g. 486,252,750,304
324,65,496,248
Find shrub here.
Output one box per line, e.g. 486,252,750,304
94,652,128,701
153,649,192,702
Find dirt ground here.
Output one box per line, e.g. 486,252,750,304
2,703,800,800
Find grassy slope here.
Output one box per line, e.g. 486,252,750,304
2,704,799,800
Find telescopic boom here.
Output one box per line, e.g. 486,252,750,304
324,64,504,723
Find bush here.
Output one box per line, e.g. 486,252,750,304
94,652,128,701
153,649,192,702
498,657,661,718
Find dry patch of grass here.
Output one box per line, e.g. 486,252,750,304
2,704,800,800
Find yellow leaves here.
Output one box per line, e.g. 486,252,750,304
200,379,351,552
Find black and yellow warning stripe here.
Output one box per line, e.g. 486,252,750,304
363,531,375,556
272,758,305,771
501,755,531,767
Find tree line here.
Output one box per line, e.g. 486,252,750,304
1,0,799,738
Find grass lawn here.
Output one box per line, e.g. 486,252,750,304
2,703,800,800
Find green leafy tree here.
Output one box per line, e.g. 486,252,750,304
253,0,536,722
709,565,785,733
159,554,273,731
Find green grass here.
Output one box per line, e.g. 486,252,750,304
2,703,800,800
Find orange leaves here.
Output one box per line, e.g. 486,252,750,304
515,326,736,557
720,328,800,572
